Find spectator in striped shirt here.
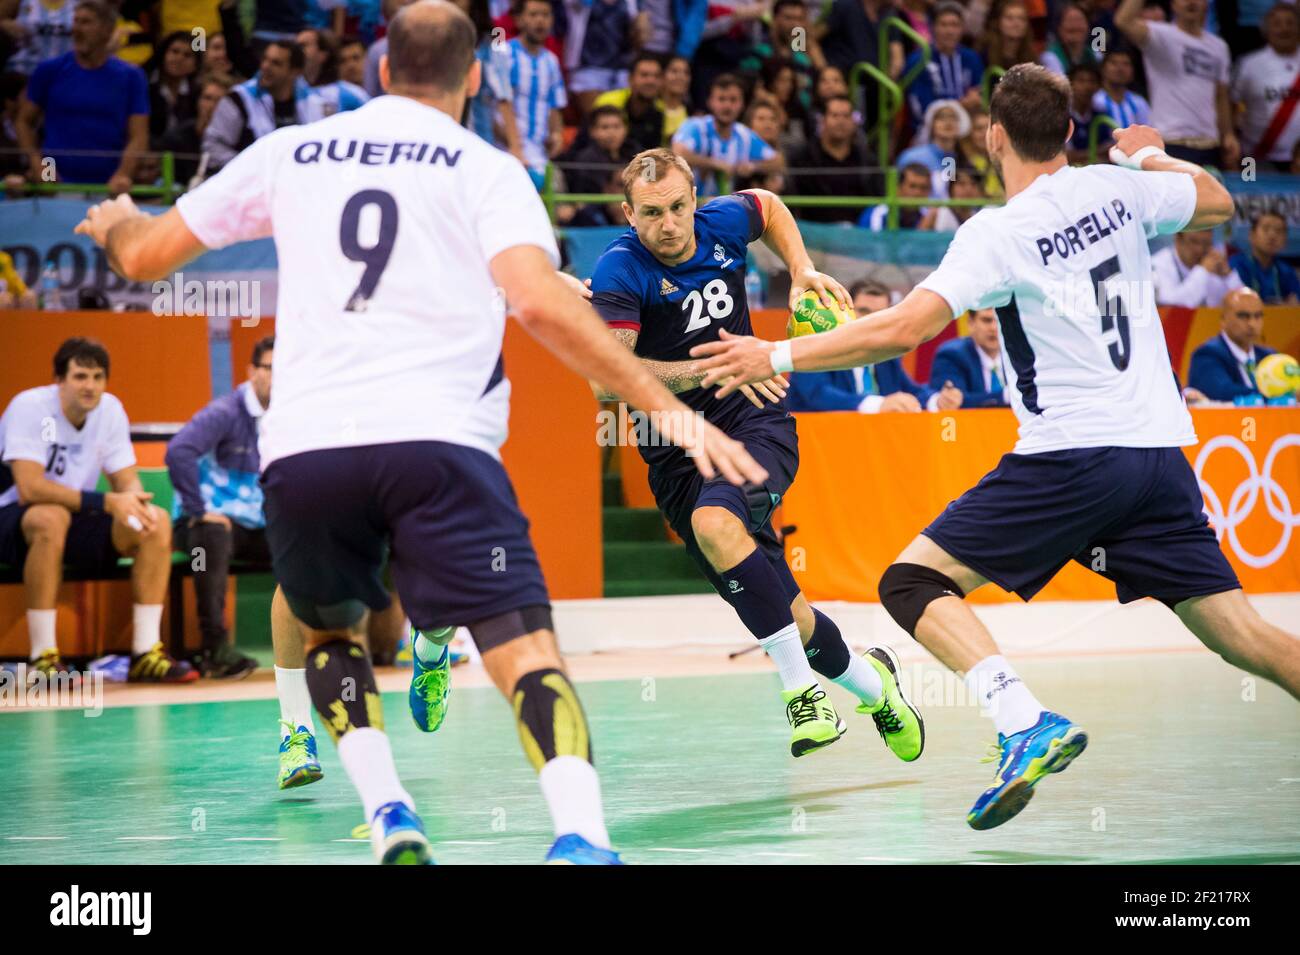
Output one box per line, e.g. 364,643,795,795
506,0,567,186
1,0,76,75
297,27,370,113
672,72,782,195
905,2,984,123
1091,48,1151,132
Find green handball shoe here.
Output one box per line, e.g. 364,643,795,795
783,684,846,757
277,720,324,790
409,626,454,733
856,646,925,762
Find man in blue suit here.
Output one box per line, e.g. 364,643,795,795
1187,288,1276,402
788,280,963,413
927,308,1010,408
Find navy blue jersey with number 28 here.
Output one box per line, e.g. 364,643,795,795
590,191,789,469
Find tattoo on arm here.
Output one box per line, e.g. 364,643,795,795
615,327,707,393
597,327,707,400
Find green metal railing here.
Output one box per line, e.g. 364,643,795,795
14,151,184,202
543,167,1004,231
850,60,902,166
848,16,932,166
981,66,1006,110
886,16,933,109
1087,114,1120,166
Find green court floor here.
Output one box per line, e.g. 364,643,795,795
2,653,1297,864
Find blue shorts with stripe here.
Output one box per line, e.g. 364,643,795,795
261,440,549,634
648,414,801,602
922,446,1240,608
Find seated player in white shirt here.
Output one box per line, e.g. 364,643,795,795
1151,229,1243,308
0,338,195,683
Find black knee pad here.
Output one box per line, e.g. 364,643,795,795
511,668,591,770
879,563,965,637
305,638,383,741
468,604,554,653
283,589,369,632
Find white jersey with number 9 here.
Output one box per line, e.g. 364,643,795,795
175,96,560,469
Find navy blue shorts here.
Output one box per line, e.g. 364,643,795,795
648,415,801,601
922,446,1240,608
261,441,550,638
0,503,120,574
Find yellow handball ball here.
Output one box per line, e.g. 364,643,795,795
786,288,854,338
1255,352,1300,398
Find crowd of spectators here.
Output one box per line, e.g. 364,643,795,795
2,0,1295,197
1,0,1297,298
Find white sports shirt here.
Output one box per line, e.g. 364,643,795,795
175,95,560,468
0,385,135,508
918,163,1199,454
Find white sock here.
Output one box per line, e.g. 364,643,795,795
760,623,819,691
964,655,1045,737
336,727,414,823
131,604,164,655
27,609,57,659
414,629,453,664
538,755,611,849
831,652,884,706
275,666,316,737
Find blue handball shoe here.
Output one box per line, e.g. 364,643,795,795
544,834,624,865
370,801,434,865
966,711,1088,831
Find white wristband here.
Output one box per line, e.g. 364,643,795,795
1109,144,1165,170
770,339,794,374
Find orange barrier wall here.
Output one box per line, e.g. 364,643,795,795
232,317,602,600
0,311,600,659
0,310,211,421
783,408,1300,603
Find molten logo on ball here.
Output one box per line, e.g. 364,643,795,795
787,289,854,338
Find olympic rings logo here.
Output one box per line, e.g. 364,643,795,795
1194,435,1300,569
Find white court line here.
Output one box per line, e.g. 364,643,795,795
7,836,68,841
226,837,284,842
752,851,813,858
117,836,182,841
440,840,501,846
859,856,912,862
645,847,709,853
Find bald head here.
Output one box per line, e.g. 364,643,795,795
387,0,477,94
1221,287,1265,351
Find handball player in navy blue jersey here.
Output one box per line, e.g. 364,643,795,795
588,148,925,760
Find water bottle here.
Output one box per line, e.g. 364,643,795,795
744,267,764,311
39,265,60,311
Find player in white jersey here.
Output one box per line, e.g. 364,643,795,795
0,338,196,683
692,64,1300,832
74,0,764,865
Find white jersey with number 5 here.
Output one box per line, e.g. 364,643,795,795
175,95,560,469
918,163,1198,454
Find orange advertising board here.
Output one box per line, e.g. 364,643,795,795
782,408,1300,603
